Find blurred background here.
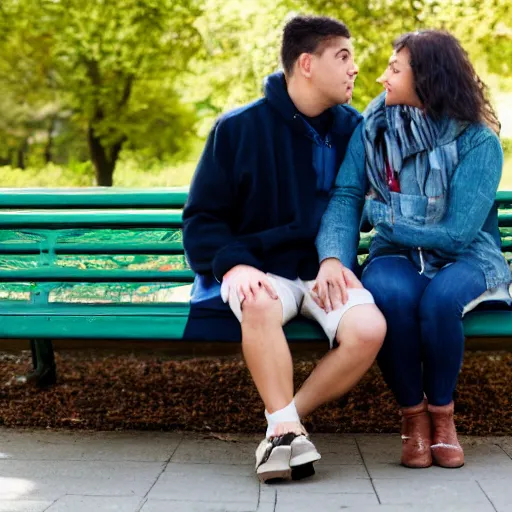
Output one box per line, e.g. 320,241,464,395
0,0,510,188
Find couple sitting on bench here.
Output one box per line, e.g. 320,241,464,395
182,15,511,482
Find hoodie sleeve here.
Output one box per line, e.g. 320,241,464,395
182,119,263,280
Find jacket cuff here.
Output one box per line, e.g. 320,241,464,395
212,244,263,282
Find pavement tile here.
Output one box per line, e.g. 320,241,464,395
170,438,256,465
366,460,512,481
46,495,142,512
463,442,512,464
141,500,257,512
258,485,276,503
310,434,363,465
1,430,511,512
329,505,495,512
268,464,372,494
355,434,402,464
0,430,181,462
0,501,54,512
0,460,164,500
274,491,378,511
374,479,490,506
497,438,512,460
478,479,512,512
147,463,258,505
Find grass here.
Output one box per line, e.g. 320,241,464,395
0,159,197,188
500,155,512,189
1,146,511,190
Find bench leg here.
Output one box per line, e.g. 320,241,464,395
18,340,57,388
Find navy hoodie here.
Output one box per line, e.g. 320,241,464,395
183,71,362,300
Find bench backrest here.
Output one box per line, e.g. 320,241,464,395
0,188,510,308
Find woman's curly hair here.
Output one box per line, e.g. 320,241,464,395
394,30,500,133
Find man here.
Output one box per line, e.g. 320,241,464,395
183,15,386,482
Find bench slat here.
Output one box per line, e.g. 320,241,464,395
0,211,507,230
0,188,510,209
0,304,191,315
0,210,183,228
0,269,195,282
0,309,508,339
0,242,184,255
0,188,189,209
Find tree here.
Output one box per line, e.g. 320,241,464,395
0,0,204,185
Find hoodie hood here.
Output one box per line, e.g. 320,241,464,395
263,71,362,142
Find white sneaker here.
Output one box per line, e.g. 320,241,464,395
290,434,321,469
255,433,294,483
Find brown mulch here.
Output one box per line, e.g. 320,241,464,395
0,351,511,435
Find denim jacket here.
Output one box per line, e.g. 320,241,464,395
316,121,511,290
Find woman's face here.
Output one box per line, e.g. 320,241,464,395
377,47,423,108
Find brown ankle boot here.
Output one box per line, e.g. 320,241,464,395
400,399,432,468
429,402,464,468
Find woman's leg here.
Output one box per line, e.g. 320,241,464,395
362,256,430,407
419,261,487,468
419,261,487,406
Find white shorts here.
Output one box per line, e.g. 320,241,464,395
222,273,375,347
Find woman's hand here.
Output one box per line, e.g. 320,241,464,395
221,265,278,304
312,258,363,312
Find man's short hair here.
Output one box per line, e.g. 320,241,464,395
281,15,351,75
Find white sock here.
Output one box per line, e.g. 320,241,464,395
265,399,300,439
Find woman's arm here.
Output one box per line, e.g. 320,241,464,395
316,123,368,270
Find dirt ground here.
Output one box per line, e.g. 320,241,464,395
0,350,510,435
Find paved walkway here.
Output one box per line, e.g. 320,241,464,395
0,429,511,512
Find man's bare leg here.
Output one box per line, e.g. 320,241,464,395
241,291,294,414
294,304,386,418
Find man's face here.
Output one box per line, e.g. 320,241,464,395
308,37,359,105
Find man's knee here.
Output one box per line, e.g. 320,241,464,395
336,304,387,353
241,292,282,327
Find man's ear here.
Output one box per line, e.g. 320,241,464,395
296,53,313,78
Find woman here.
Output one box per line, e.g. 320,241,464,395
314,30,510,469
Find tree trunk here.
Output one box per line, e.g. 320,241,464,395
44,117,56,164
16,139,28,170
84,60,132,186
7,148,15,167
87,124,117,186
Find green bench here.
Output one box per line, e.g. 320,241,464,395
0,187,510,387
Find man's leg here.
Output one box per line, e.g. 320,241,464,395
241,290,294,414
294,299,386,418
238,283,310,482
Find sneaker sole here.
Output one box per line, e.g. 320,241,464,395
291,462,316,480
290,450,321,468
290,441,321,481
256,445,292,483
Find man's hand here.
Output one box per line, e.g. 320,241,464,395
221,265,278,304
312,258,363,312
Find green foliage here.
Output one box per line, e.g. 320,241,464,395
0,0,203,181
0,0,510,185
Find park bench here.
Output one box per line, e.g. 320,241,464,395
0,187,510,387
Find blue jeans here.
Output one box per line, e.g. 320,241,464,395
361,256,487,407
